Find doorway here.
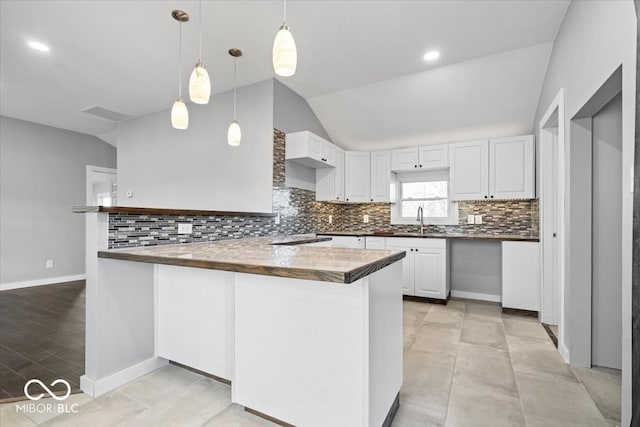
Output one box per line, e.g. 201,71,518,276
539,88,567,359
86,165,117,206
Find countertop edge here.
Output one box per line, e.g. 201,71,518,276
318,232,539,242
72,205,276,217
97,249,406,284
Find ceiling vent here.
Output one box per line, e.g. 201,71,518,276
81,106,132,122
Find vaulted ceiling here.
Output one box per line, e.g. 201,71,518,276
0,0,570,148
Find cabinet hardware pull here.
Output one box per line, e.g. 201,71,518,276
419,164,422,167
484,196,488,199
414,165,417,168
490,195,494,198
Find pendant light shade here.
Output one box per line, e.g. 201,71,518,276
272,0,297,77
171,98,189,129
171,10,189,130
189,1,211,104
272,25,297,77
227,120,241,146
228,48,242,147
189,62,210,104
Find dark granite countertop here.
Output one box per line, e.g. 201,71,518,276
97,235,405,284
318,231,539,242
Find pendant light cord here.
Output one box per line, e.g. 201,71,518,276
283,0,287,24
178,22,183,97
198,0,202,60
233,58,237,119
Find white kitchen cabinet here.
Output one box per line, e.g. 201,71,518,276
345,151,371,202
301,240,332,247
316,147,345,201
450,136,535,200
391,145,449,172
391,147,419,171
502,241,541,312
385,237,450,299
318,235,365,249
370,150,391,202
286,131,337,168
489,135,535,199
449,140,489,200
365,236,386,250
418,144,449,169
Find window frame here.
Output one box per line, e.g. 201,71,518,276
391,169,459,225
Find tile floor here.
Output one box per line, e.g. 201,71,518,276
0,298,621,426
0,281,85,399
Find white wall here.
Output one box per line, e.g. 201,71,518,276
0,116,116,286
533,1,636,423
591,93,623,369
117,79,274,213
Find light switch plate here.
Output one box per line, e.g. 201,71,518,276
329,215,333,224
467,215,475,224
177,223,193,234
275,214,281,225
363,215,369,223
474,215,483,224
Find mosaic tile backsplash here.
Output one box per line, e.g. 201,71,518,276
108,129,538,248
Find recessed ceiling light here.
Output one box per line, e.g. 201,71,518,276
423,50,440,61
28,41,50,52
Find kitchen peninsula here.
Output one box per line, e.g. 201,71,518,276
81,226,405,427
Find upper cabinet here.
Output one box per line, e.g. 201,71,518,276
370,151,391,202
316,147,345,201
391,144,448,171
489,135,535,200
450,135,534,200
449,140,489,200
344,151,371,202
286,131,337,168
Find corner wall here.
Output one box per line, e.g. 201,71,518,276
0,116,117,286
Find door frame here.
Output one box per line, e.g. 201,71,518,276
86,165,117,206
538,88,568,361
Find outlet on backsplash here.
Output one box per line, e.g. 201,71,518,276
363,215,369,223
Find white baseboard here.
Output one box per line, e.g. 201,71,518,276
558,342,570,363
450,290,501,303
0,274,86,292
81,357,168,398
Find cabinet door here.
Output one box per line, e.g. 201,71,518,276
450,140,489,200
321,141,336,167
391,147,419,171
315,147,345,201
385,243,414,295
308,134,324,162
345,151,371,202
413,247,446,299
334,148,345,201
370,150,391,202
489,135,534,199
419,144,449,169
502,241,540,311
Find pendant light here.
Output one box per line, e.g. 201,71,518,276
272,0,297,77
188,0,210,104
227,48,242,147
171,10,189,130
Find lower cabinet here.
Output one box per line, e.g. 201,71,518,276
502,241,540,312
384,238,450,300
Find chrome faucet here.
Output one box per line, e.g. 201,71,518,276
416,206,424,235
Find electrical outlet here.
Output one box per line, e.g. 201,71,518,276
475,215,483,224
45,260,54,269
275,213,281,225
126,190,133,198
177,223,193,234
328,215,333,224
467,215,475,224
363,215,369,223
